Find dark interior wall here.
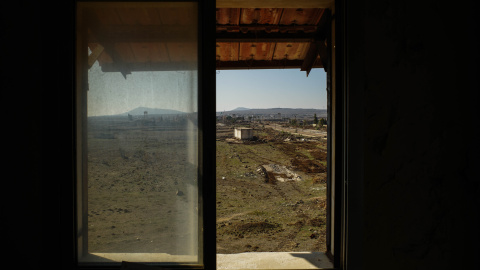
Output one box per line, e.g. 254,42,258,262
1,1,478,269
345,0,479,269
1,2,72,269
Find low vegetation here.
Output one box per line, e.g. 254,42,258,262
216,124,327,253
85,115,328,255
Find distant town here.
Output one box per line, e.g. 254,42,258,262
216,107,327,127
88,107,328,129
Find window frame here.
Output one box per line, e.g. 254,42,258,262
69,0,348,269
72,0,215,268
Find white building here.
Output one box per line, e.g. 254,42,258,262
234,128,253,140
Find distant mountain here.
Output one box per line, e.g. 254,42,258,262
217,108,327,117
232,107,250,111
124,107,186,115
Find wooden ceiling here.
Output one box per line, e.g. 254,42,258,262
216,7,328,73
80,1,332,77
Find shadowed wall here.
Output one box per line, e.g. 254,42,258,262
345,0,479,269
1,0,478,269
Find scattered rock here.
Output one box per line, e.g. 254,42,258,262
256,166,267,175
243,172,256,177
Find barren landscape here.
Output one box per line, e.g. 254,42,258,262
86,114,328,255
216,123,327,253
87,115,199,255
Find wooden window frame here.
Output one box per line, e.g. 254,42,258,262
68,0,350,269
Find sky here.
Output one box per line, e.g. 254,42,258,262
87,60,327,116
216,69,327,112
87,61,198,116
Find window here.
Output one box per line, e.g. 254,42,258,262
74,0,344,269
75,1,205,266
215,70,331,269
213,2,338,268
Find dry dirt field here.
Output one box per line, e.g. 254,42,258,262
216,123,328,254
87,116,199,255
86,117,328,255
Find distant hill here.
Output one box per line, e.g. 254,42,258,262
217,108,327,117
124,107,186,115
232,107,250,111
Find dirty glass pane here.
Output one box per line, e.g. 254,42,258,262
77,2,199,264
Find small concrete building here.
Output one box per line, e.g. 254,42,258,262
234,127,253,140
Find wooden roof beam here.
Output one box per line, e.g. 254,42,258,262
216,0,334,8
216,32,316,43
84,10,132,78
100,61,197,72
88,25,196,43
216,24,319,33
301,40,327,76
88,44,104,68
301,8,330,76
301,42,320,76
216,59,322,70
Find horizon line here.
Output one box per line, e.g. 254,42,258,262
217,107,327,111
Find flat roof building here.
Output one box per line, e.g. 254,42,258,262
234,128,253,140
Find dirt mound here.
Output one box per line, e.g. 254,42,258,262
291,158,326,173
261,164,303,182
307,217,326,227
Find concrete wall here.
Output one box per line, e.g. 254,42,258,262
234,128,253,140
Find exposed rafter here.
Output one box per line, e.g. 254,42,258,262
88,25,196,43
301,42,320,76
98,59,322,72
88,44,104,68
100,62,197,73
215,7,329,73
215,0,334,8
85,10,132,78
83,5,331,74
216,24,318,33
217,59,322,70
216,32,316,43
300,9,330,76
301,40,328,76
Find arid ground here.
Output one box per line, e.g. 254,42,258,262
87,117,199,255
86,116,327,255
216,123,328,253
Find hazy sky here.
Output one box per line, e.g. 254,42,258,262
88,61,198,116
87,60,327,116
216,69,327,112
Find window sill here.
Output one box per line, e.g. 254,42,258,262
217,252,333,269
80,253,198,264
79,252,333,269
